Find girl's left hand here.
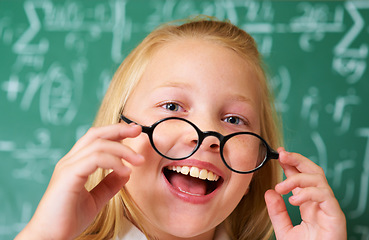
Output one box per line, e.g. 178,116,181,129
265,148,347,240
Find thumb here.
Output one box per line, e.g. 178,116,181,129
265,189,293,239
90,169,131,211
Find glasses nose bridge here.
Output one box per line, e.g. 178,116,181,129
202,130,223,141
196,130,223,151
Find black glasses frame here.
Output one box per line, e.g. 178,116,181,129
120,115,279,174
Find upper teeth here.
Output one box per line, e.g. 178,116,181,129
167,165,220,181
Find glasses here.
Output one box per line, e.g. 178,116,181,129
120,115,279,174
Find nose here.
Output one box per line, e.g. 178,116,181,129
186,117,222,154
188,130,221,155
197,134,221,153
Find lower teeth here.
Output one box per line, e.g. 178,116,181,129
178,187,203,196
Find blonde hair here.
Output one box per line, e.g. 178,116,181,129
77,16,282,240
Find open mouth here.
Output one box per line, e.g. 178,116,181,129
163,165,223,196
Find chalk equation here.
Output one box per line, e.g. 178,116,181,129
0,0,368,239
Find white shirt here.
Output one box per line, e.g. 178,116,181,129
116,217,230,240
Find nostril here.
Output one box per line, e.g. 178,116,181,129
201,136,220,152
210,143,219,149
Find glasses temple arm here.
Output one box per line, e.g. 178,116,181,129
120,115,136,124
269,149,279,160
120,115,152,134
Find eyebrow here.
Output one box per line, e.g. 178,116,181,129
154,81,193,90
153,81,255,105
228,94,254,105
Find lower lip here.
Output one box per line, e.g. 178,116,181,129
161,171,220,204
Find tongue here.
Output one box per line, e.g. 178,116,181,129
170,173,207,196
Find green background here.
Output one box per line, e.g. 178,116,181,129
1,0,368,239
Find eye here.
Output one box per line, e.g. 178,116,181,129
162,102,182,112
223,116,247,126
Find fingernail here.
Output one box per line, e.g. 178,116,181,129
129,124,142,132
280,150,289,159
289,195,298,202
275,181,284,189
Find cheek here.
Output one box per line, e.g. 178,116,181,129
228,174,253,199
216,174,253,222
122,133,163,187
123,133,157,163
123,133,162,199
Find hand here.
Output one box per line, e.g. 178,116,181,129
265,148,347,240
15,123,144,240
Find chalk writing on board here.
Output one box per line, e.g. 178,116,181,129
333,1,369,84
290,2,344,52
7,62,86,125
304,128,369,220
331,88,361,134
40,62,85,125
12,1,133,63
20,72,44,111
333,159,355,207
0,140,16,152
310,131,328,174
12,1,49,55
349,128,369,219
0,1,368,240
270,66,291,113
1,75,24,102
354,225,369,240
97,69,113,100
12,128,63,182
301,87,320,129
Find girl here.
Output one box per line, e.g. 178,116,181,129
16,17,346,240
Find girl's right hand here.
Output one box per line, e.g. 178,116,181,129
15,123,144,240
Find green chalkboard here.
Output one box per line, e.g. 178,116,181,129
1,0,368,239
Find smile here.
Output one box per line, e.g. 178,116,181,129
166,165,220,181
163,164,224,199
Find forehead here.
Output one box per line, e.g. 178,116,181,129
127,38,261,113
145,39,259,88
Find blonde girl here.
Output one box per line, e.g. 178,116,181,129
16,17,346,240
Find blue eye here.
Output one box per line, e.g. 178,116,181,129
164,103,180,111
224,116,242,125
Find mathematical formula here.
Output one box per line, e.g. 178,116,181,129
0,0,368,239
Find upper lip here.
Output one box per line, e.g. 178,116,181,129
163,158,225,180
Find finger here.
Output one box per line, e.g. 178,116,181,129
277,148,299,178
288,187,342,216
279,150,324,175
89,170,131,212
275,172,328,195
59,152,133,191
276,148,299,195
94,123,142,141
265,189,292,239
66,138,144,167
67,123,142,157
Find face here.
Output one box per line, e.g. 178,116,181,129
123,39,261,240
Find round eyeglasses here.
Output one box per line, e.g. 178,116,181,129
120,115,279,174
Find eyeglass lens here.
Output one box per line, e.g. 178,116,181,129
151,118,268,173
